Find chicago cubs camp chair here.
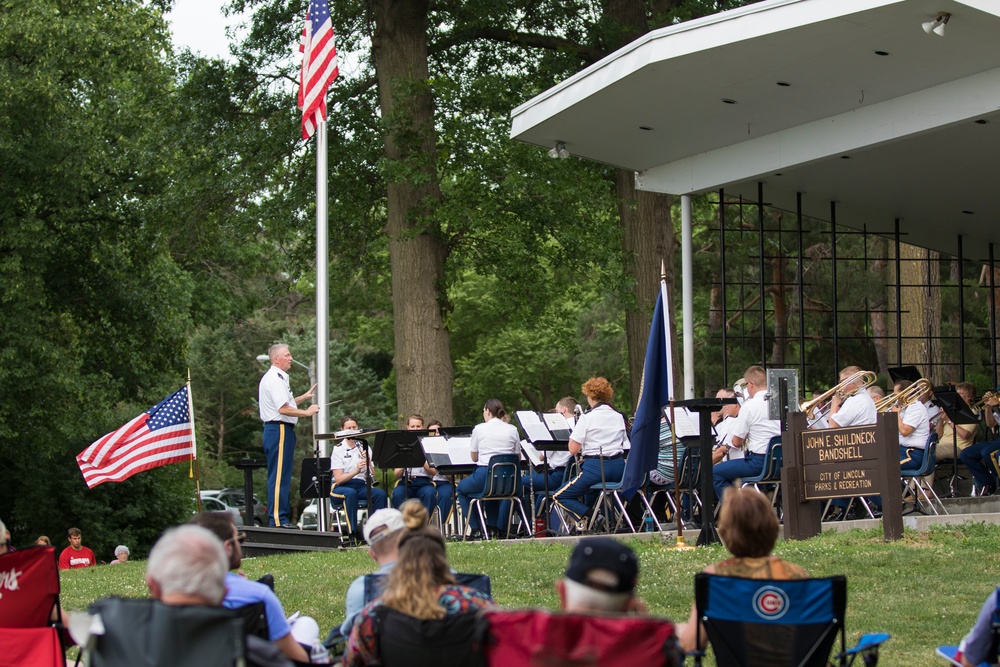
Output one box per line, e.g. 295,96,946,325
692,573,888,667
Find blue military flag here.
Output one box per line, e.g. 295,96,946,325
621,280,674,498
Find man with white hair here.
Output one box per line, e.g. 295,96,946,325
146,525,229,606
557,537,646,613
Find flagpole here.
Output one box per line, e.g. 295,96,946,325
187,369,203,513
315,117,330,533
662,262,693,551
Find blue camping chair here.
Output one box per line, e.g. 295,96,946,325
936,586,1000,667
691,573,888,667
465,454,532,539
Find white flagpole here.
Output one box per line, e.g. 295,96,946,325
661,276,674,400
186,370,203,511
315,117,330,532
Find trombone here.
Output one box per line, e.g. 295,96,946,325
800,370,878,421
875,378,933,412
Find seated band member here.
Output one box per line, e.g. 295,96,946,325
553,378,629,530
425,420,455,523
457,399,520,539
712,366,780,502
826,367,879,520
960,392,1000,494
331,416,389,543
936,382,978,461
711,388,741,465
894,380,931,471
391,414,439,516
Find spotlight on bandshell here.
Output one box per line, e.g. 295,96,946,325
922,12,950,36
547,141,569,159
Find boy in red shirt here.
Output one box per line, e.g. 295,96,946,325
58,527,97,569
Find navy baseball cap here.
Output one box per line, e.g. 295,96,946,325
565,537,639,594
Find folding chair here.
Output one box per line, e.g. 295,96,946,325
367,607,481,667
692,573,888,667
740,436,784,516
0,545,66,667
587,471,656,534
902,439,948,516
478,608,683,667
466,454,532,539
648,445,703,524
936,586,999,666
86,597,245,667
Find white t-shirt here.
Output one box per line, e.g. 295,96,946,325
570,405,628,457
470,418,520,466
899,400,930,449
258,366,297,424
831,391,878,428
730,391,780,455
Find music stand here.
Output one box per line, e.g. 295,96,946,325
933,389,978,497
674,397,738,546
299,457,332,498
888,366,922,384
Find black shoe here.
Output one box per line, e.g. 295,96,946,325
256,574,275,591
824,507,846,522
465,530,485,541
279,523,300,530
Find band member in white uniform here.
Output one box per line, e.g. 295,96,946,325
456,399,520,538
330,416,388,542
712,366,780,501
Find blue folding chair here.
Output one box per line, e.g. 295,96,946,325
466,454,532,540
740,435,783,516
692,573,888,667
936,586,1000,667
902,438,947,515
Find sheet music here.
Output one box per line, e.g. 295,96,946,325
421,435,474,467
515,411,553,443
541,413,572,441
669,407,700,438
519,439,544,467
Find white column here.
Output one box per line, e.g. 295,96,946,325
681,194,695,399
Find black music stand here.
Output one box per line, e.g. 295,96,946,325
372,430,429,507
675,397,738,546
231,458,266,526
515,411,572,535
299,457,332,498
426,430,475,538
933,389,978,497
888,366,922,384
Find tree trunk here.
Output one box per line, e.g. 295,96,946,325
890,242,941,381
372,0,454,426
769,256,787,366
868,237,890,377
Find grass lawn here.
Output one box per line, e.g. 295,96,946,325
59,523,1000,666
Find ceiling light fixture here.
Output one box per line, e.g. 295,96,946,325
922,12,950,36
547,141,569,159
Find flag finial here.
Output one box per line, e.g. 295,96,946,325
660,258,667,281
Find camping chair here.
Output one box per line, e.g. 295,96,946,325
466,454,532,539
902,438,947,516
0,545,66,667
366,607,482,667
324,572,492,654
85,597,245,667
477,608,683,667
692,573,888,667
936,586,999,666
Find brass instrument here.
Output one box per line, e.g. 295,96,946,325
875,378,933,412
971,391,998,415
799,370,878,421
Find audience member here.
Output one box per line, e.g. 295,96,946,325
189,511,310,663
340,507,406,637
0,517,7,556
58,527,97,569
35,535,51,546
110,545,130,565
954,587,1000,666
557,537,646,614
144,524,294,667
343,501,493,666
678,487,806,652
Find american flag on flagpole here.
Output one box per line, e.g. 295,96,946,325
298,0,339,140
77,386,195,488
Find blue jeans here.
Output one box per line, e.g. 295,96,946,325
457,467,501,532
391,476,437,516
331,479,388,535
712,452,764,503
553,457,626,521
960,439,1000,488
263,422,296,526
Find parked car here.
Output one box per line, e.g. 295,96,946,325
199,492,244,527
206,488,268,526
298,500,318,531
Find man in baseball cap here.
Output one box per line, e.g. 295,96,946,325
557,537,646,613
340,508,407,636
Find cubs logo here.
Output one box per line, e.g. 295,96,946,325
752,585,789,620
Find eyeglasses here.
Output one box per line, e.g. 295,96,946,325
229,533,246,545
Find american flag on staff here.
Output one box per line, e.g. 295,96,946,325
297,0,339,140
77,386,195,488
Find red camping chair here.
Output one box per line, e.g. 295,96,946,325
478,608,683,667
0,545,66,667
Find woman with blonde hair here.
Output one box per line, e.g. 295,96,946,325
345,501,493,666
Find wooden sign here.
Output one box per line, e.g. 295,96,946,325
800,426,879,499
